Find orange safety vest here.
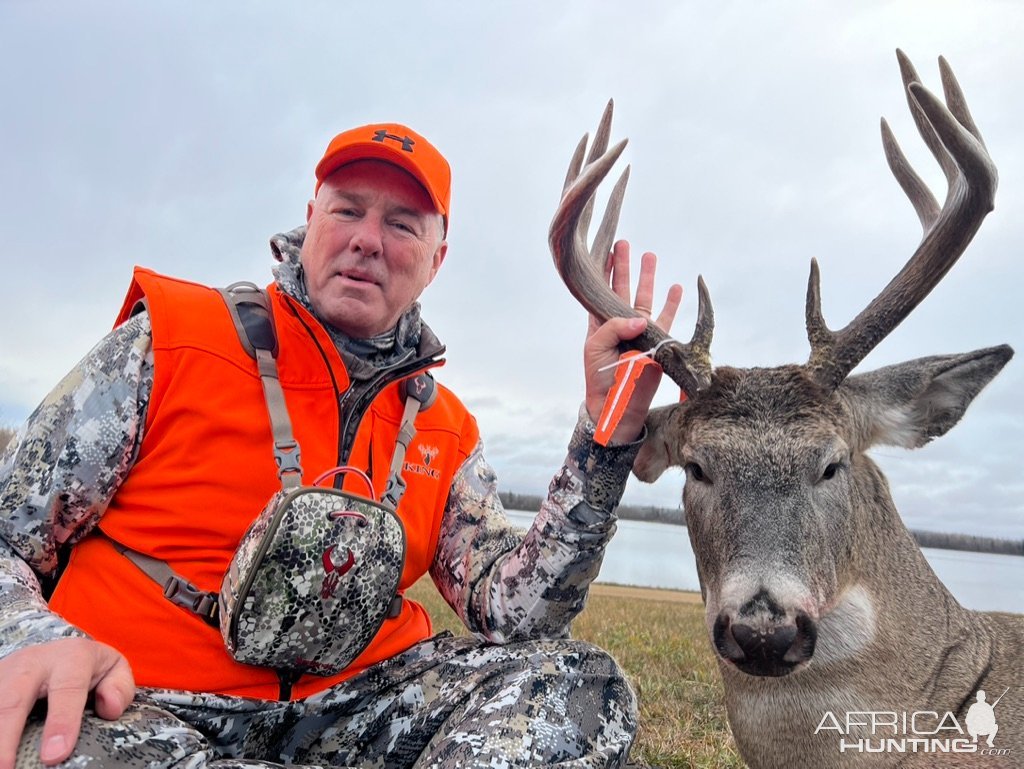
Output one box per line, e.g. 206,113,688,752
48,267,480,700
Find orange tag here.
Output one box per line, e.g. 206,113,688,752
595,353,662,446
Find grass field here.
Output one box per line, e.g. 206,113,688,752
406,578,745,768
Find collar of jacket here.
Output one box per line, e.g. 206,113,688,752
269,284,444,383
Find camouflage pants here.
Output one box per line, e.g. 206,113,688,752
18,633,637,768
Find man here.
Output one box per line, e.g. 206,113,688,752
966,690,999,748
0,123,680,768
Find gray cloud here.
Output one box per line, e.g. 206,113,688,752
1,1,1020,541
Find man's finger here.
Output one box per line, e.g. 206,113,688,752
587,317,647,377
592,316,647,351
590,241,630,335
655,283,684,335
633,251,657,314
0,668,45,769
609,241,631,300
38,671,92,765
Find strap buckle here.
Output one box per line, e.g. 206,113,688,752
274,440,303,483
162,576,219,627
381,474,408,511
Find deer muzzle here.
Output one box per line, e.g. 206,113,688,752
713,590,818,677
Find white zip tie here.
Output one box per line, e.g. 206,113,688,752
597,338,674,372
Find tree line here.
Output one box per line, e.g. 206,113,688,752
500,490,684,525
498,490,1023,557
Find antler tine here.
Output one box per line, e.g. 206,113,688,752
550,103,715,396
938,55,986,149
575,100,616,246
589,164,631,272
687,276,715,383
881,117,940,230
561,133,588,196
896,49,958,186
806,50,998,390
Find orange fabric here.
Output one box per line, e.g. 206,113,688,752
49,267,479,700
314,123,452,222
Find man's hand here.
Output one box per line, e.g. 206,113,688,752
584,240,682,444
0,638,134,768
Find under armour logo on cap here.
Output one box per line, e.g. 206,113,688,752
314,121,452,233
372,130,415,153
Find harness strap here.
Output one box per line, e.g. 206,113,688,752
218,283,302,489
381,372,436,511
105,534,219,626
107,282,299,627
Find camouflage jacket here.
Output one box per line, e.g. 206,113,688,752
0,230,639,666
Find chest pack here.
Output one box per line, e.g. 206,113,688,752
106,282,436,691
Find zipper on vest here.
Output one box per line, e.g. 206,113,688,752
285,300,440,474
335,359,440,471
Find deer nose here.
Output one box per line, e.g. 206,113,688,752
713,594,817,677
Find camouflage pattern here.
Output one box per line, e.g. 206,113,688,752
17,633,636,768
221,487,406,675
1,227,643,764
0,311,152,574
0,311,152,658
430,410,637,643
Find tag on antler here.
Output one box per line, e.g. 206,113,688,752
595,353,662,445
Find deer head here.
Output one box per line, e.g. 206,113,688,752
550,50,1011,683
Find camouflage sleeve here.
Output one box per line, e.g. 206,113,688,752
431,405,641,642
0,312,153,658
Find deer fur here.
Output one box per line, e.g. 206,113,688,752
635,349,1021,767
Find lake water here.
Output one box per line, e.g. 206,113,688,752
506,511,1023,614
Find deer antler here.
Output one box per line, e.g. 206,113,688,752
549,100,715,396
806,50,998,389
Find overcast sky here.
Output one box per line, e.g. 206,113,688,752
1,1,1021,541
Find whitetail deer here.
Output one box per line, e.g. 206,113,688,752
551,51,1021,768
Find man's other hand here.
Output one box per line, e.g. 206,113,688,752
0,638,134,768
584,240,682,443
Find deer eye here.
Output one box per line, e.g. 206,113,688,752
820,462,843,482
685,462,709,484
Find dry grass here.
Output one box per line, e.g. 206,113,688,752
407,578,745,768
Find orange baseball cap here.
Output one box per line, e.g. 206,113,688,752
314,122,451,233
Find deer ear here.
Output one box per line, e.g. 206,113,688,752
633,403,686,482
839,345,1012,450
